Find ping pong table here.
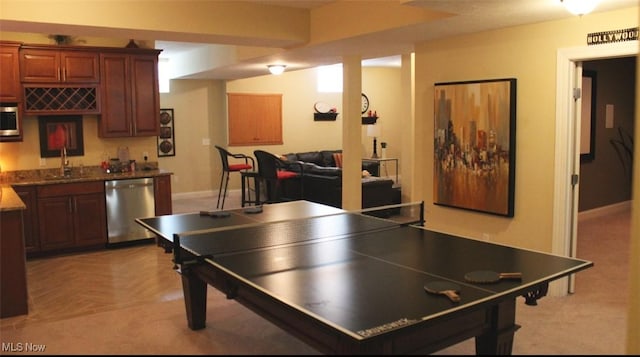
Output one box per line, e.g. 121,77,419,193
137,200,593,355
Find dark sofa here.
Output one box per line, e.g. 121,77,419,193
281,150,394,209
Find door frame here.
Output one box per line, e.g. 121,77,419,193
551,40,638,296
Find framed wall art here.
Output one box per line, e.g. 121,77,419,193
38,115,84,158
158,108,175,157
433,78,517,217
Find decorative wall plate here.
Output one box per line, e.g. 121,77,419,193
314,102,331,113
159,140,173,154
160,111,172,125
158,108,175,157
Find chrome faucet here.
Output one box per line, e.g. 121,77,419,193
61,147,71,177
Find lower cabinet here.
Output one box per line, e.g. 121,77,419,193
12,185,39,253
154,175,172,216
36,181,107,252
13,175,171,258
0,208,28,317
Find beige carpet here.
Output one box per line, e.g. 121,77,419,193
0,194,630,355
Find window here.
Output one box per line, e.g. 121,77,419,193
158,58,170,93
317,64,342,93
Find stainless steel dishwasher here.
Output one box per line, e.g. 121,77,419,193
105,178,155,245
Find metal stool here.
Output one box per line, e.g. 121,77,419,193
241,171,261,206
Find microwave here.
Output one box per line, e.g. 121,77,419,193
0,105,20,137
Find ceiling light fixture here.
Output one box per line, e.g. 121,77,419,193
561,0,599,16
268,64,286,75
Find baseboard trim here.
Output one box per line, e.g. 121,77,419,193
172,190,214,200
578,200,631,222
172,189,243,201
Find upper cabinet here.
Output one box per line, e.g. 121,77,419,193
99,50,161,137
20,47,99,83
4,42,160,133
0,41,22,102
19,45,100,115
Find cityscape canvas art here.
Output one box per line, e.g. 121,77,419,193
433,78,517,217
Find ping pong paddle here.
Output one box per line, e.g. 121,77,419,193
464,270,522,284
424,281,461,303
199,210,231,218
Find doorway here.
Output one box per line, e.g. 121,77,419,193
579,57,635,213
552,41,638,296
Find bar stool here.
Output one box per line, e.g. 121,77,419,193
215,145,254,210
241,171,261,206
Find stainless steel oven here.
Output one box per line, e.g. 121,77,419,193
0,105,20,137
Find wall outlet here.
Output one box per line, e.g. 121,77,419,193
202,138,210,146
39,158,47,167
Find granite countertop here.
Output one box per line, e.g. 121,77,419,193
0,165,173,212
0,186,27,212
3,165,171,186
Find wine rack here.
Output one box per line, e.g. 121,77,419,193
23,86,99,114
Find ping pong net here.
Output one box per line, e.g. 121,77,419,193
173,201,424,265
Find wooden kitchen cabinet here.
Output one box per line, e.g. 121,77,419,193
99,50,161,137
20,46,101,115
36,181,107,252
0,207,28,318
0,41,23,142
0,41,22,102
154,175,173,216
12,185,40,254
20,47,100,83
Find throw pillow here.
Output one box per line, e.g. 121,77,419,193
276,170,298,179
332,153,343,168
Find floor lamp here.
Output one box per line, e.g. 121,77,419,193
367,124,381,159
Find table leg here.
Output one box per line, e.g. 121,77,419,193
475,298,521,355
241,173,248,207
180,267,208,330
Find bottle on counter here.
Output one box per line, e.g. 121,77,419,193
101,151,109,171
130,160,136,172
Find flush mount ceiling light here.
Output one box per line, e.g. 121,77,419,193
561,0,599,16
268,64,286,75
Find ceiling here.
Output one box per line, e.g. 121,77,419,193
154,0,637,80
3,0,635,80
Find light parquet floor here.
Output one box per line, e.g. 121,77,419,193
22,245,182,324
0,192,631,355
10,191,244,328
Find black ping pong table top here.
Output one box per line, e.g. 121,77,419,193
137,200,593,348
136,200,344,243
